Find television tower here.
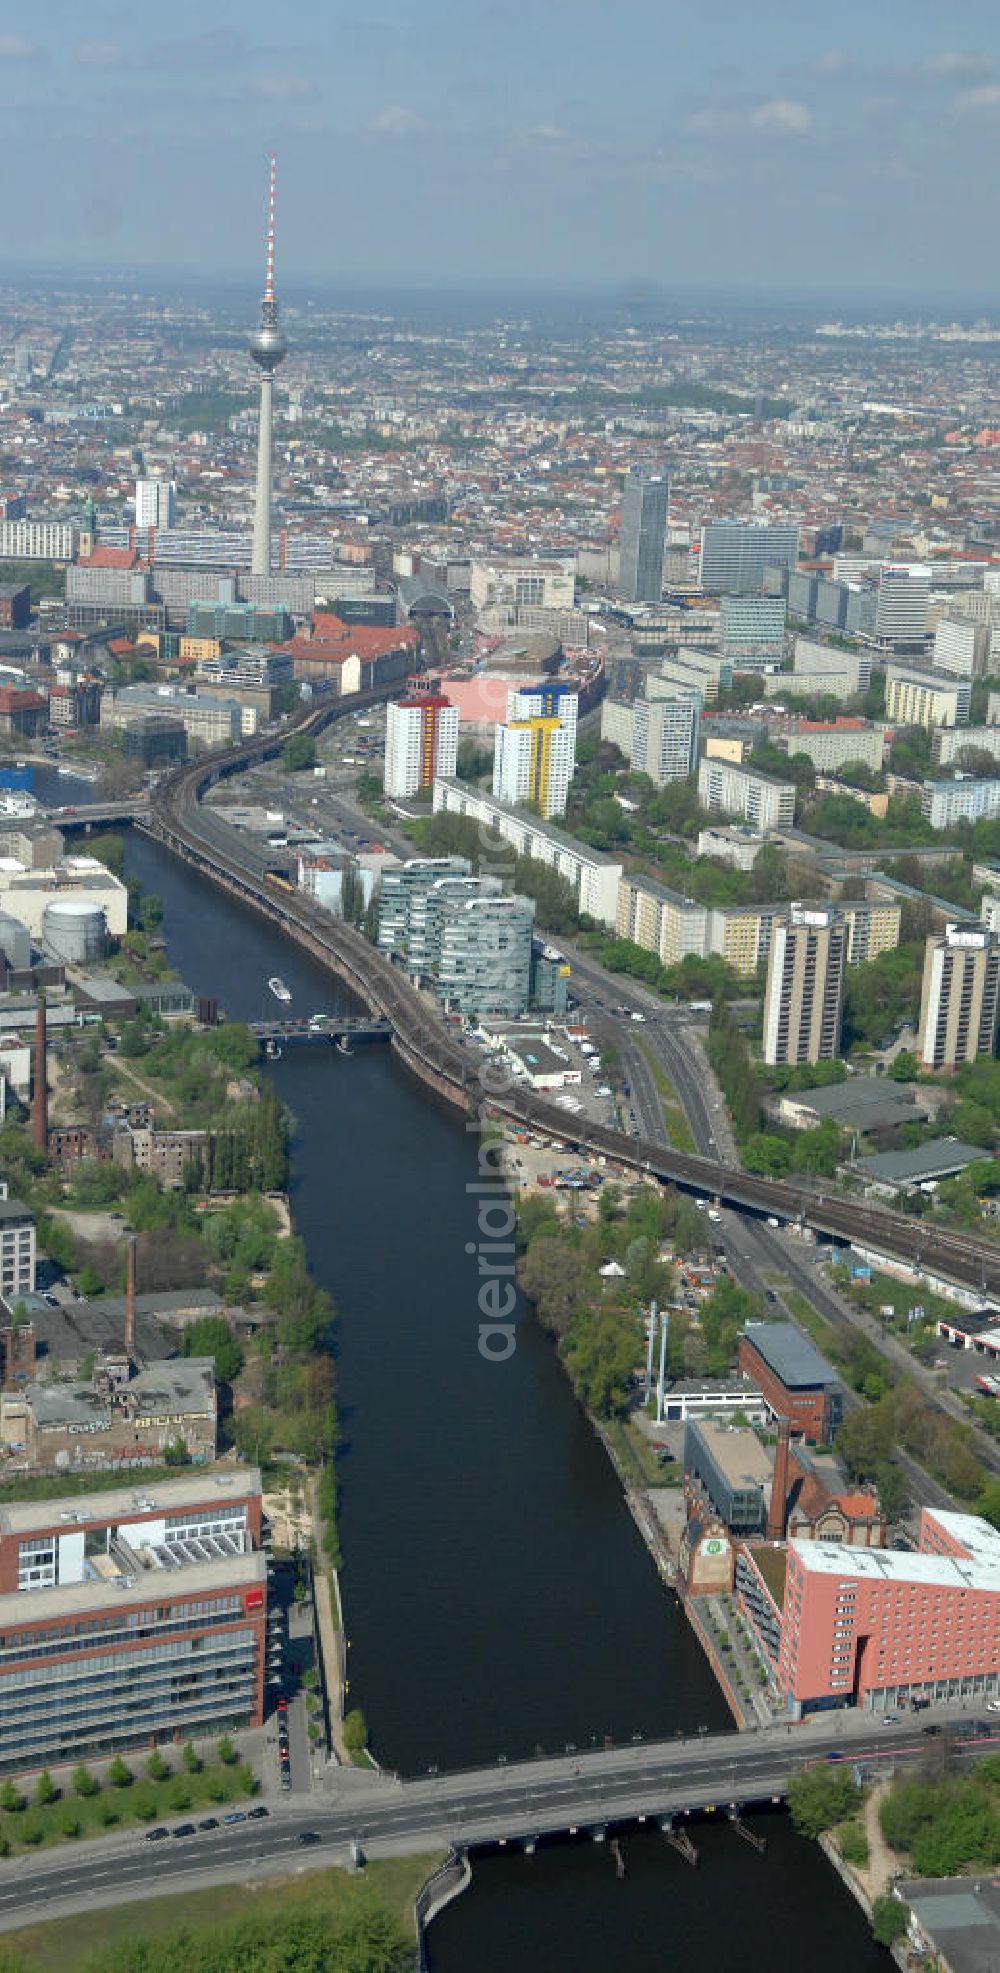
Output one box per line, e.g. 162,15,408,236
249,153,287,578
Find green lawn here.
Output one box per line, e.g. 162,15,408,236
0,1854,443,1972
782,1289,841,1357
638,1046,696,1154
603,1417,680,1488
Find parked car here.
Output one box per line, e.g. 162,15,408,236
145,1827,169,1843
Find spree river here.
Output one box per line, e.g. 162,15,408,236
124,832,887,1972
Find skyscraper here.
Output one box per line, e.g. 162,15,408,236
619,469,669,603
763,903,847,1067
249,155,287,579
918,921,1000,1071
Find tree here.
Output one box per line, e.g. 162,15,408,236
343,1708,368,1755
182,1741,202,1774
107,1757,133,1788
787,1764,860,1838
34,1769,56,1806
0,1782,24,1814
872,1895,907,1948
217,1734,237,1766
145,1749,168,1782
181,1315,243,1385
282,733,316,773
72,1764,98,1798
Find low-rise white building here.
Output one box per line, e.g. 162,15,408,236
432,779,623,926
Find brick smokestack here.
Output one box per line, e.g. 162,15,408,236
767,1417,792,1541
125,1235,137,1357
32,994,47,1155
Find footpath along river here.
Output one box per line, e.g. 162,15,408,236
124,832,887,1971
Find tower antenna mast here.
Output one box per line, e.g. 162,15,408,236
249,152,287,578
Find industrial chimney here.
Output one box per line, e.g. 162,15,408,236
32,994,47,1155
767,1417,792,1541
124,1235,137,1359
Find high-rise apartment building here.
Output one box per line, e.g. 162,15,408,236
618,470,669,603
377,857,472,961
505,684,578,754
763,903,847,1066
134,478,177,532
918,921,1000,1071
698,521,800,595
384,695,459,798
697,757,796,831
631,693,701,787
719,595,787,666
652,649,731,705
493,716,574,818
873,564,931,648
933,616,987,679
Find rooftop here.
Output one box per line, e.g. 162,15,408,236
792,1512,1000,1592
0,1466,262,1538
20,1359,216,1430
902,1879,1000,1973
688,1417,773,1491
0,1549,265,1632
854,1138,986,1186
741,1322,839,1390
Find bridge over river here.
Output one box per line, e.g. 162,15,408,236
0,1704,992,1938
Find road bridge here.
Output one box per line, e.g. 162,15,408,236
141,694,1000,1304
0,1708,992,1935
48,797,150,826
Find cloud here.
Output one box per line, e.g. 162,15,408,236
954,84,1000,113
75,41,130,70
0,36,41,61
685,98,811,139
923,51,995,78
813,50,849,78
368,104,428,138
250,74,318,101
749,99,811,135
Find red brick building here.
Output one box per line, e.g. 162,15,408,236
737,1322,843,1443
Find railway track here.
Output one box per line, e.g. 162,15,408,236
148,694,1000,1301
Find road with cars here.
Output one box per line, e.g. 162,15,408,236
0,1704,994,1934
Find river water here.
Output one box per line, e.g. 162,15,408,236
123,833,888,1971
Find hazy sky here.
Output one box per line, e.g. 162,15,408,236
8,1,1000,298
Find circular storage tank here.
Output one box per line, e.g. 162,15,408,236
42,898,107,966
0,911,30,972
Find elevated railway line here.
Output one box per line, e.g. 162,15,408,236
145,693,1000,1302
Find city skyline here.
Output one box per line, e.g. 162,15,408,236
5,2,1000,296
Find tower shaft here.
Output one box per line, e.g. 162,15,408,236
252,373,274,578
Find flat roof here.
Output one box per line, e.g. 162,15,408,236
741,1322,839,1390
782,1079,921,1123
855,1138,985,1184
23,1360,216,1429
688,1418,773,1491
902,1879,1000,1973
792,1515,1000,1592
0,1467,261,1538
0,1549,265,1630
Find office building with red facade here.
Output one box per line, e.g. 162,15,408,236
0,1471,266,1772
778,1508,1000,1718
